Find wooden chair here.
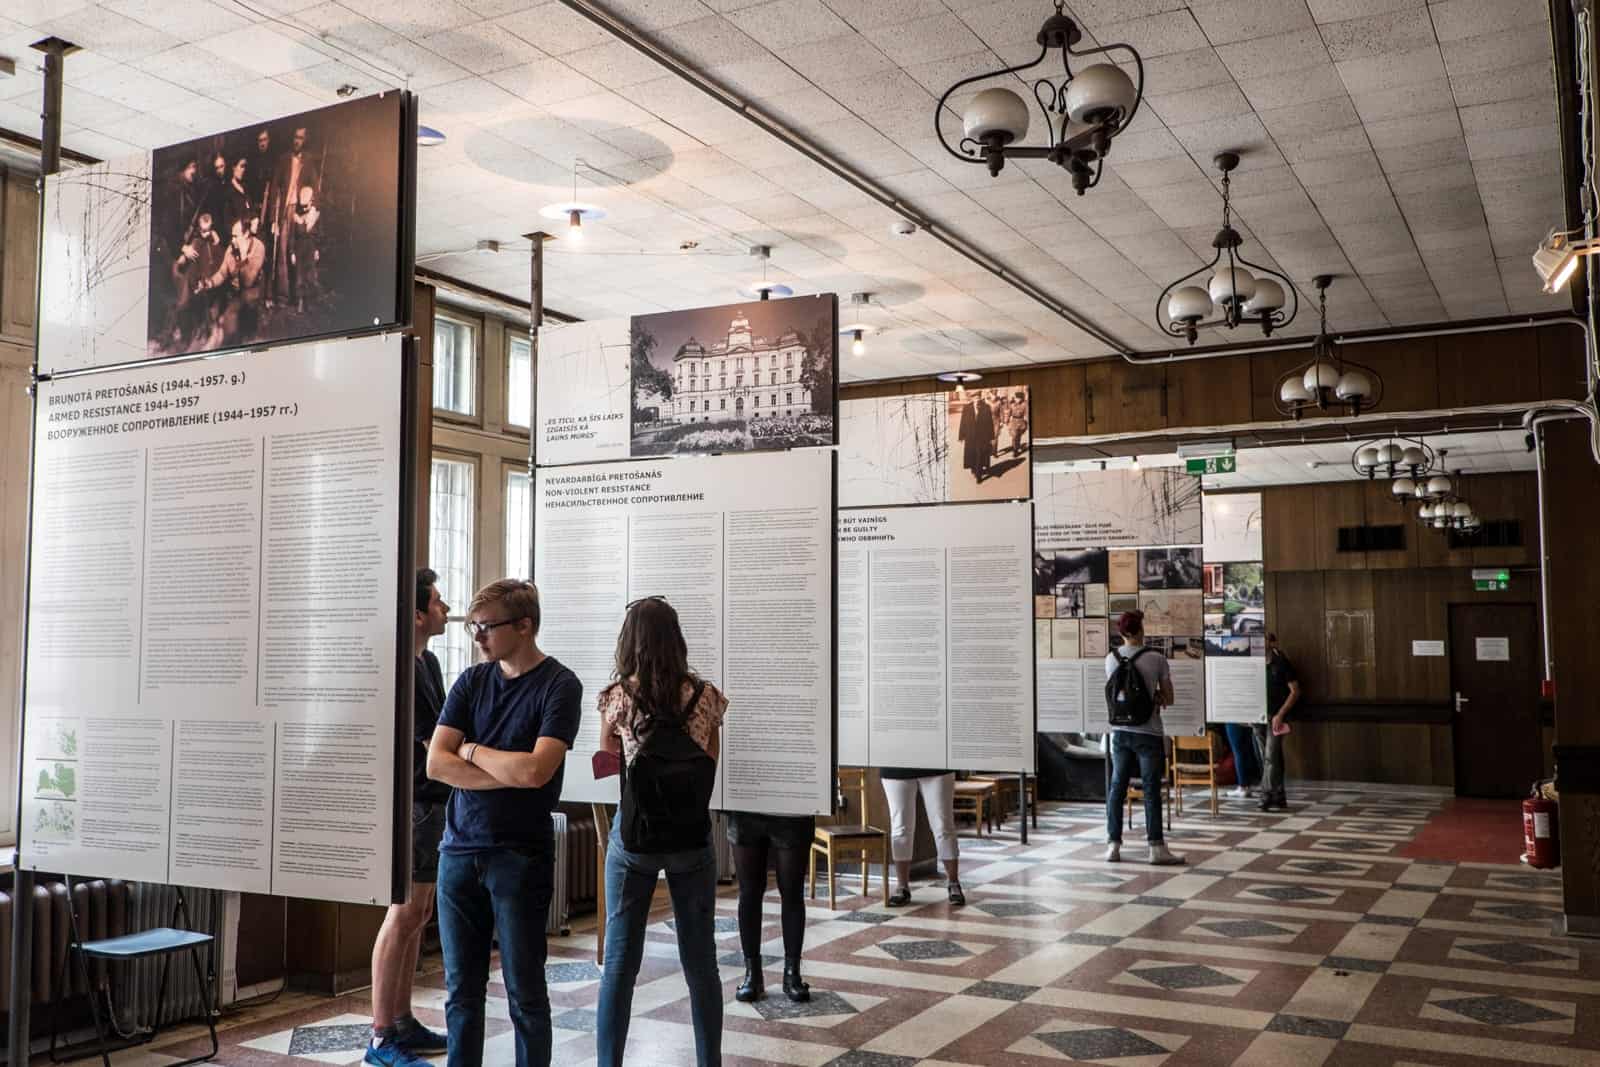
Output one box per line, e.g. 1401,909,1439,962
952,780,997,835
1125,740,1174,835
972,774,1039,830
809,768,890,909
1172,732,1219,817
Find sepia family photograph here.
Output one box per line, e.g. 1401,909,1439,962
146,93,407,358
947,385,1032,501
629,294,837,457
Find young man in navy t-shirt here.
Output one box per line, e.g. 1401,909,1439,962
426,579,582,1067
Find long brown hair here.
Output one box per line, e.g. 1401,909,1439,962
612,597,695,721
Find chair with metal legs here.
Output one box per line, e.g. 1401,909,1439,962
49,880,218,1067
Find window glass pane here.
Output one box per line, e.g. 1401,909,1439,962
433,317,476,416
507,335,532,428
504,467,532,580
428,456,476,688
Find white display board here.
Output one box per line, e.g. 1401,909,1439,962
21,335,405,904
536,319,632,466
534,450,834,816
39,153,154,375
1206,656,1267,724
1203,491,1262,563
1039,659,1107,733
838,502,1036,771
1036,468,1202,548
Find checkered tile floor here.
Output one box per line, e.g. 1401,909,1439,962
93,783,1597,1066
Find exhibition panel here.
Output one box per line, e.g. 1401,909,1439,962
838,501,1036,771
534,449,835,816
21,334,410,904
38,92,415,375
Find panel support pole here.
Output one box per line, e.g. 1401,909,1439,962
522,231,551,579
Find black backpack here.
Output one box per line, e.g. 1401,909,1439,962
620,680,715,853
1105,647,1157,727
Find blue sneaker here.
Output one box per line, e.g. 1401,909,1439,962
364,1036,431,1067
394,1016,448,1055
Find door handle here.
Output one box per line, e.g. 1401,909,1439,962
1454,691,1470,714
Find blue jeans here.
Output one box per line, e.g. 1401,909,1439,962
1107,731,1168,844
1224,723,1260,787
437,848,555,1067
596,826,722,1067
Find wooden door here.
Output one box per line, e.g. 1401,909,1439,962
1448,603,1541,798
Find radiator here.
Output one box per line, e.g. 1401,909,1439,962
562,809,599,915
547,813,571,937
116,883,221,1031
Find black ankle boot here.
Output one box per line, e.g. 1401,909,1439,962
782,957,810,1003
736,957,764,1002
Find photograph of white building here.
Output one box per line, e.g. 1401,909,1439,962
670,312,810,423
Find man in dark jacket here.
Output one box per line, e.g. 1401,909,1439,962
959,393,995,482
366,569,452,1067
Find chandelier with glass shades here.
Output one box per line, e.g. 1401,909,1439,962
935,1,1144,195
1275,276,1381,419
1156,152,1298,344
1415,460,1481,534
1351,435,1437,502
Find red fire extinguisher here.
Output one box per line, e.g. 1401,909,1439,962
1522,784,1560,869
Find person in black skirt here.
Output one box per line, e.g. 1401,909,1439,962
728,812,816,1004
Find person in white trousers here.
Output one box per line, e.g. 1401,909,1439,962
879,768,964,907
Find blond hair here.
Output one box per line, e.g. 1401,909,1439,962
467,579,541,634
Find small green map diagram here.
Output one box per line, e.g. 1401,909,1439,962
35,802,75,837
36,762,76,800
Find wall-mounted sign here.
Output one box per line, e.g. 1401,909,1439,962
1472,568,1511,592
1476,637,1511,662
1186,455,1236,474
1412,640,1446,657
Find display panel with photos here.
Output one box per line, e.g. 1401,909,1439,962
839,385,1031,506
147,92,412,360
1137,547,1203,589
630,294,836,456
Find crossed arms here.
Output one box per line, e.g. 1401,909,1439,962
426,726,569,791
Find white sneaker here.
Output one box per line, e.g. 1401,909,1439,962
1104,843,1122,863
1148,843,1185,866
1229,787,1250,799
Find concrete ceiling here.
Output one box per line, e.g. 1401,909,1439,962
0,0,1572,381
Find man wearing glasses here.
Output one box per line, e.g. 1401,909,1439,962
425,579,583,1067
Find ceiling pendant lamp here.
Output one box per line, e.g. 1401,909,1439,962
539,158,606,243
1157,152,1299,345
934,1,1144,195
1350,434,1434,483
839,292,879,358
1274,275,1382,419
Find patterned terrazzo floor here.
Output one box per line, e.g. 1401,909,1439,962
65,782,1595,1066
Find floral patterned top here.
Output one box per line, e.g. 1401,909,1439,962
599,678,727,768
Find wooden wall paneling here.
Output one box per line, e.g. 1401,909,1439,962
1537,322,1589,401
1356,336,1440,415
1014,363,1088,438
1435,329,1543,408
1373,570,1448,701
1314,481,1367,570
1267,570,1326,702
1322,570,1377,700
1,170,39,345
1165,354,1252,428
1362,478,1419,570
1261,485,1320,572
1283,722,1452,787
1248,349,1305,423
1468,472,1536,568
1084,359,1166,434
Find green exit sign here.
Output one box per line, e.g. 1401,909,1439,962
1472,568,1510,591
1186,456,1236,474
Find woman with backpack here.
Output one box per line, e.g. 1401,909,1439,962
594,597,727,1067
1103,611,1184,866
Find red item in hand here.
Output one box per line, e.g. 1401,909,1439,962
1272,721,1291,737
592,749,622,779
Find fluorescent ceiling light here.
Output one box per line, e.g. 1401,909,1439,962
1176,439,1234,459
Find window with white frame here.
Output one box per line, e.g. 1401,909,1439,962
433,316,477,417
429,455,476,688
504,467,532,580
507,334,532,428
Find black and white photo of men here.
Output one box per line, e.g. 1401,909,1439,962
1137,547,1203,590
146,93,406,358
947,385,1032,501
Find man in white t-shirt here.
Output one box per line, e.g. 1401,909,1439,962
1104,610,1183,866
